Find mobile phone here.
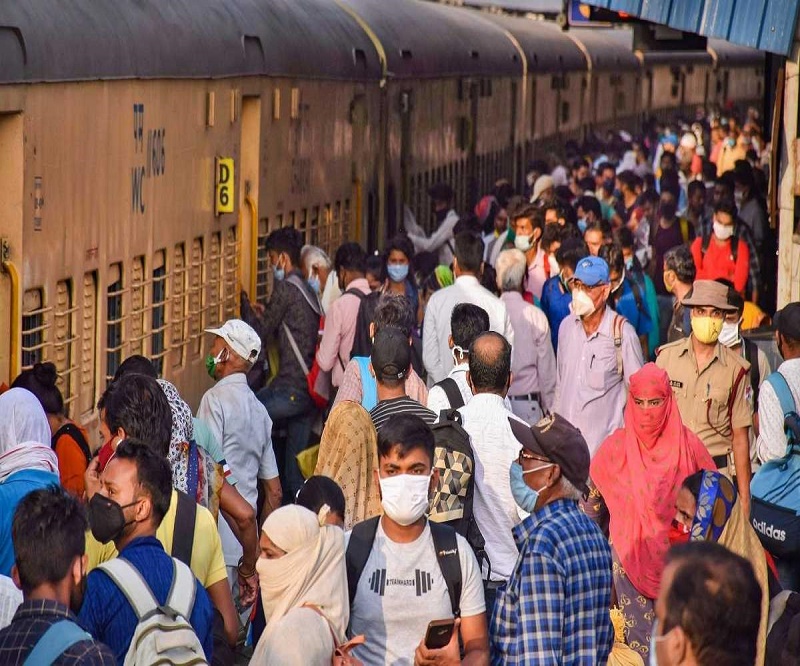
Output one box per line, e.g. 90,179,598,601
424,618,456,650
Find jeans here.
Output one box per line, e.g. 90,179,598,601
257,385,316,500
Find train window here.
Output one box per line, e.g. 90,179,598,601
151,250,167,375
223,226,239,320
79,272,97,416
106,263,124,383
189,238,204,357
256,218,270,303
53,279,77,412
561,101,570,124
299,209,307,243
170,244,187,370
130,257,146,357
272,89,280,121
344,200,351,243
310,206,320,247
616,93,626,112
207,232,222,328
670,83,679,98
290,88,300,120
21,288,46,370
323,204,333,249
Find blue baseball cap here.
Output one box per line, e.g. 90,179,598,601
572,256,609,287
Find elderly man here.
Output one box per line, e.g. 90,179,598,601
301,244,338,313
656,280,752,509
496,249,556,423
554,256,643,455
491,414,613,664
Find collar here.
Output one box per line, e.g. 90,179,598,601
448,364,468,376
779,358,800,372
455,275,480,288
345,277,371,293
468,392,506,407
528,247,546,268
501,291,525,304
215,372,248,388
573,304,614,339
513,498,578,546
678,336,725,366
13,598,75,622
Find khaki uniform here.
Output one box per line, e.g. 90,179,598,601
656,336,752,465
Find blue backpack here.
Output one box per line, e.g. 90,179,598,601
24,620,91,665
750,372,800,558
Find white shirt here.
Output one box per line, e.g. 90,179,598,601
404,206,459,267
757,358,800,463
423,275,515,385
197,372,279,565
458,393,526,581
0,574,21,630
428,364,514,417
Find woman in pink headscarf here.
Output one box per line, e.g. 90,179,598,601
586,363,715,658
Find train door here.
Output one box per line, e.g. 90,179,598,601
0,112,23,385
349,92,370,248
239,96,261,302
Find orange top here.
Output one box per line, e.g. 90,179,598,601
53,421,89,497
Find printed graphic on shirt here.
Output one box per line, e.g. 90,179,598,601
368,568,435,597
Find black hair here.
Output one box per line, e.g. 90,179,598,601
639,188,661,206
334,242,367,275
296,476,346,522
377,414,435,466
575,195,602,220
613,226,635,251
373,293,416,338
664,245,697,284
97,374,173,458
597,161,616,176
702,160,718,183
715,278,744,313
660,151,677,168
554,185,574,204
541,223,563,253
12,486,87,594
492,181,515,209
714,199,738,219
114,439,173,525
659,196,678,221
577,176,596,193
265,226,303,268
717,172,736,194
113,355,158,381
663,542,761,665
598,243,624,274
570,156,590,172
386,234,415,263
585,219,611,240
556,238,589,271
11,362,64,416
468,331,511,394
528,159,549,176
687,180,706,198
617,170,641,193
660,168,681,201
681,470,704,500
454,231,484,274
365,254,384,281
512,204,545,231
451,304,490,350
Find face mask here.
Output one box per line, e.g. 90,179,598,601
273,265,285,282
548,254,560,276
691,315,723,344
577,217,588,234
451,344,467,366
668,519,691,546
649,619,673,666
435,208,448,224
624,256,634,271
307,274,321,295
613,188,623,201
713,221,734,241
509,461,552,514
514,234,532,252
387,264,409,283
603,179,615,194
205,349,226,379
734,190,744,207
571,289,596,317
88,494,137,544
379,474,431,526
96,438,117,473
718,321,740,347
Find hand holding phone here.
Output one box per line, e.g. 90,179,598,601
424,618,456,650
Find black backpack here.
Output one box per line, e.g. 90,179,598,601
428,409,489,576
51,423,92,466
742,336,762,408
347,289,381,360
434,377,465,410
346,516,462,617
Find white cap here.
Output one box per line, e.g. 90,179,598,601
532,174,554,203
205,319,261,363
680,133,697,149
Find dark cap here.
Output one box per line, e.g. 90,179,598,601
370,327,410,381
775,302,800,341
508,414,590,495
428,182,454,203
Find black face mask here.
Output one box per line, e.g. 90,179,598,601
434,208,448,224
88,494,137,544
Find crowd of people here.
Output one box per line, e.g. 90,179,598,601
0,108,797,665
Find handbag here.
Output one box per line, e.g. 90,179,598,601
283,322,329,410
302,604,366,666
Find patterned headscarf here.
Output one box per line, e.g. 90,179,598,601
690,470,736,543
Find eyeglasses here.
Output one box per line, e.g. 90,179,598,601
633,397,666,409
518,449,551,466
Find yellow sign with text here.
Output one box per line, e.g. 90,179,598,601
215,157,234,215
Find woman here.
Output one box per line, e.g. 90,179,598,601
314,402,381,531
297,475,346,528
251,505,350,665
12,362,90,496
0,388,60,576
383,235,419,317
588,363,715,656
672,470,772,666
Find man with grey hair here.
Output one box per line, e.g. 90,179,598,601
301,244,340,314
496,249,556,423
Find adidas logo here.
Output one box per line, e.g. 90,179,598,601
752,519,787,542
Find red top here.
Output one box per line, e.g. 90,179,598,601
691,235,750,293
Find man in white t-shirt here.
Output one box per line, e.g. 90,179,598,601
347,414,488,665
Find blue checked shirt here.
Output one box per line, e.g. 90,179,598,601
490,498,613,665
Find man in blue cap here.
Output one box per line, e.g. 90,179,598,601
553,256,643,456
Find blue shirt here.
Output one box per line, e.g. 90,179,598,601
78,536,214,663
490,499,613,665
0,471,60,576
613,278,652,338
539,276,571,353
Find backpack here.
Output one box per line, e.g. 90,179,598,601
750,372,800,559
346,516,462,617
23,620,92,665
98,557,208,666
612,314,626,377
428,409,488,575
355,356,378,411
434,377,465,410
51,422,92,466
347,290,381,360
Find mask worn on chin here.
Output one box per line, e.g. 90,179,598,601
88,494,137,544
514,234,533,252
691,316,723,344
548,254,560,276
387,264,409,283
205,349,226,379
668,519,691,546
509,461,552,514
379,474,431,526
571,289,597,317
718,321,740,347
713,221,734,241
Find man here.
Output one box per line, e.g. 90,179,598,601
348,415,488,665
491,414,613,664
511,205,548,300
316,242,371,389
496,250,556,422
197,319,281,609
652,192,690,344
683,180,711,237
656,280,752,508
583,220,609,257
404,182,459,266
530,174,554,206
554,256,643,455
652,542,761,666
540,238,588,353
733,164,767,252
301,245,338,314
663,245,697,343
423,231,514,384
0,487,114,664
369,327,436,432
575,195,602,234
79,441,214,663
427,303,491,413
691,200,751,295
614,170,642,223
249,227,320,499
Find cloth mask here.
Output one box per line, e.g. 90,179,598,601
548,254,560,276
713,221,734,241
509,461,552,514
88,494,136,544
514,234,533,252
571,289,596,317
667,519,691,546
205,349,226,379
451,345,467,366
307,274,321,295
379,473,431,526
273,265,285,282
718,321,740,347
387,264,409,283
691,316,723,344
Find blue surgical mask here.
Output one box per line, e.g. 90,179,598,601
509,461,552,514
273,266,285,282
625,257,634,270
307,274,321,294
387,264,409,283
577,217,588,234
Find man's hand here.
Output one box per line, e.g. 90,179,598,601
414,618,461,666
84,456,101,500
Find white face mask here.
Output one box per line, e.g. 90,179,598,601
571,289,596,317
379,474,431,526
548,254,560,276
718,320,740,347
514,234,533,252
713,221,734,241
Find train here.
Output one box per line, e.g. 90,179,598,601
0,0,764,435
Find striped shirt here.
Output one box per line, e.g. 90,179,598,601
370,397,436,432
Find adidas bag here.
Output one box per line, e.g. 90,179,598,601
750,372,800,559
99,557,208,666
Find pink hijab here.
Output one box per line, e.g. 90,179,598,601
590,363,715,599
